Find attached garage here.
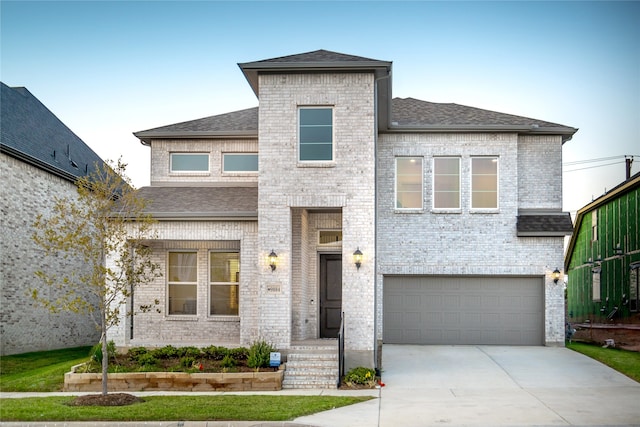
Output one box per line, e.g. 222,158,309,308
383,276,544,345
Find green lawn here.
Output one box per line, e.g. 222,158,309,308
0,395,372,422
567,341,640,383
0,346,92,392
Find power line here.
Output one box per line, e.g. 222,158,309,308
563,154,638,166
564,160,626,173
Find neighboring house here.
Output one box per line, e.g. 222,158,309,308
112,50,576,373
0,82,103,355
565,172,640,324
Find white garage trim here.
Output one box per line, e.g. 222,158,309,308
383,276,544,345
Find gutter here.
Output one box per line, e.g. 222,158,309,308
1,144,82,184
134,130,258,146
384,124,578,143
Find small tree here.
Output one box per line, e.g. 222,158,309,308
32,158,161,395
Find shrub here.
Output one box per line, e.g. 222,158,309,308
203,345,228,360
177,346,202,358
247,340,275,369
90,340,116,363
180,356,196,369
344,367,376,387
153,345,179,359
137,353,158,368
221,354,237,368
127,346,149,361
230,347,249,361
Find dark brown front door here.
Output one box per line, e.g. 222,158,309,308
320,254,342,338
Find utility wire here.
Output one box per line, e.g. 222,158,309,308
564,160,626,173
563,154,638,166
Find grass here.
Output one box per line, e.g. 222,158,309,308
567,341,640,383
0,395,372,422
0,346,92,392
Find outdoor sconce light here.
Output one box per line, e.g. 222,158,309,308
614,244,623,256
353,248,363,270
268,250,278,272
552,268,561,284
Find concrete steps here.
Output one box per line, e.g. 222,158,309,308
283,341,339,389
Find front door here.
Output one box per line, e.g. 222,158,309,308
320,254,342,338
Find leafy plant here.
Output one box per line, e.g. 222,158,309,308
221,354,237,368
344,367,376,387
203,345,228,360
152,345,179,359
90,341,116,364
247,340,275,369
229,347,249,361
177,346,202,358
179,356,196,369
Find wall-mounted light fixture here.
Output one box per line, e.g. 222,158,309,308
268,250,278,272
552,268,561,284
353,248,363,270
614,244,623,256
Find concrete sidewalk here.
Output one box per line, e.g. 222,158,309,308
3,346,640,427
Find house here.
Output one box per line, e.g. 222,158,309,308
111,50,576,379
0,82,104,355
565,171,640,325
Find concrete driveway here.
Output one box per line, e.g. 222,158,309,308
296,345,640,427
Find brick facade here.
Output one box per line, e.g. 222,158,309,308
0,154,100,355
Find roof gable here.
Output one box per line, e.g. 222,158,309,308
0,82,104,181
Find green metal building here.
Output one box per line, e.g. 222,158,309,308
565,171,640,323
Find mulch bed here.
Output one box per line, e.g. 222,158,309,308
67,393,144,407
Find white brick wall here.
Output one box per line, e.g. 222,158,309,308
257,72,376,360
376,132,566,346
1,154,101,355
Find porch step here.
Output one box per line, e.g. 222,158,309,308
283,342,339,389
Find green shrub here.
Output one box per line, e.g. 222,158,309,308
203,345,228,360
221,354,237,368
152,345,179,359
137,353,158,368
180,356,196,369
89,340,116,363
247,340,275,369
230,347,249,361
177,346,202,358
344,367,376,387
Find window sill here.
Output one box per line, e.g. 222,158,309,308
297,161,336,168
165,315,198,321
394,209,424,214
169,172,211,177
432,209,462,214
206,316,240,322
470,209,500,214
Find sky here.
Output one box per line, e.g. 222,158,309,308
1,1,639,215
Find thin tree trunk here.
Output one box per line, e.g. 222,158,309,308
101,311,108,396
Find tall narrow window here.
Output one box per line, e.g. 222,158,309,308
591,210,598,242
630,266,639,312
170,153,209,172
299,107,333,161
471,157,498,209
210,252,239,316
396,157,423,209
168,252,198,315
592,269,601,302
433,157,460,209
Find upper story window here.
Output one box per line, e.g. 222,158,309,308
591,210,598,242
433,157,460,210
168,251,198,315
299,107,333,162
396,157,423,210
471,157,499,209
209,252,239,316
170,153,209,172
223,153,258,173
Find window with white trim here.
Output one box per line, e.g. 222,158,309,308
168,252,198,315
592,269,601,302
471,157,498,209
299,107,333,161
209,252,239,316
170,153,209,172
592,210,598,242
223,153,258,173
433,157,460,209
396,157,423,209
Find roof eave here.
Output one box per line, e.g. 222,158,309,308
150,212,258,221
134,130,258,146
385,124,578,142
517,231,573,237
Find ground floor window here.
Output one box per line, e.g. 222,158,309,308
210,252,239,316
630,266,639,312
168,251,198,315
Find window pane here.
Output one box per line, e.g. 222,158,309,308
300,143,333,161
210,252,239,283
434,158,460,209
168,252,197,282
396,158,422,209
171,154,209,172
319,230,342,244
592,273,601,302
471,158,498,209
210,284,239,316
300,108,332,161
223,154,258,172
169,284,197,315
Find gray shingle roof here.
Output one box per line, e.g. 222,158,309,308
1,82,105,181
136,186,258,219
516,210,574,236
246,49,386,64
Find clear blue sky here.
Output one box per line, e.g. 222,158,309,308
2,1,639,213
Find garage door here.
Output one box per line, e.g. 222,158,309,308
383,276,544,345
